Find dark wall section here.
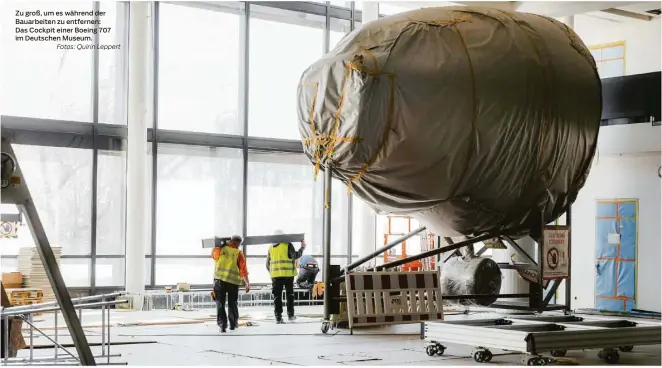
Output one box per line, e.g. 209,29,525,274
601,71,661,126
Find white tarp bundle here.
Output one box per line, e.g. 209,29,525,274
297,6,601,237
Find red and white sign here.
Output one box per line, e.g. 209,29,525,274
542,226,569,280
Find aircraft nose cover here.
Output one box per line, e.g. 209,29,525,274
297,7,601,237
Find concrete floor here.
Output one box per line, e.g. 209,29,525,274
12,305,662,366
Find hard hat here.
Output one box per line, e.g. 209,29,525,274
231,235,243,244
273,229,284,235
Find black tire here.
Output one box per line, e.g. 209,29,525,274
321,322,330,334
426,346,436,357
551,350,567,357
535,358,546,366
597,350,605,359
527,358,537,366
482,350,493,362
435,345,446,356
473,351,484,363
619,345,634,352
604,352,620,364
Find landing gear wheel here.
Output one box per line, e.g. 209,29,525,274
435,344,446,356
619,345,634,352
603,351,620,364
426,345,436,357
550,350,567,357
321,322,330,334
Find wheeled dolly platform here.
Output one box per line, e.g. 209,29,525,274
424,315,661,365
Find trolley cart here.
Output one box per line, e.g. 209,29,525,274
424,315,661,365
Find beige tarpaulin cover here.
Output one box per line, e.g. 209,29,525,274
297,6,601,237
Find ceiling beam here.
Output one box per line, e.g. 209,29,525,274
601,7,654,21
514,1,642,17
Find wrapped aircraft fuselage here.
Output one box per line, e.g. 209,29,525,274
297,6,601,237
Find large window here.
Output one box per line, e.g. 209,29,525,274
155,258,213,285
156,144,243,255
247,151,314,255
158,2,243,135
1,0,366,292
249,6,325,140
99,1,127,125
96,150,127,255
590,41,626,79
12,145,93,256
330,18,352,50
61,259,91,287
1,2,94,122
312,177,350,257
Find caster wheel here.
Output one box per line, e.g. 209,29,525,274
473,351,484,363
527,358,537,366
425,345,436,357
435,344,446,356
321,322,330,334
604,351,620,364
482,350,493,362
619,345,633,352
550,350,567,357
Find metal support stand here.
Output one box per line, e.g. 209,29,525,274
321,166,333,333
565,207,572,313
1,140,96,365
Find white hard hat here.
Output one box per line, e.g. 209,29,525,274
273,229,284,235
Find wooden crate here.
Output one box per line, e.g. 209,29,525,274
2,272,23,289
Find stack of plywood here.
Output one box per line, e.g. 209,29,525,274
18,247,62,302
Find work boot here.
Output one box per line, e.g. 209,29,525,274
230,324,237,331
288,316,296,322
276,316,285,324
219,325,227,333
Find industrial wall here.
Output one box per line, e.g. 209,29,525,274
574,15,661,75
566,15,662,312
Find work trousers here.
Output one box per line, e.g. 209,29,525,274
272,276,295,318
214,279,239,328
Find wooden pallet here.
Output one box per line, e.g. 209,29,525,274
6,288,44,306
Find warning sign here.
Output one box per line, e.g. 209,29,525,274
0,221,18,238
542,226,569,280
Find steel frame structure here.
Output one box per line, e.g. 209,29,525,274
423,315,661,365
319,168,573,332
0,1,364,295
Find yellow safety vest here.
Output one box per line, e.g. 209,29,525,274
214,246,242,285
269,243,297,278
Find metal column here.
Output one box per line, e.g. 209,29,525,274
565,207,572,312
321,166,333,330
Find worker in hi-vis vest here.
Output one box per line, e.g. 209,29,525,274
211,235,250,333
265,230,306,323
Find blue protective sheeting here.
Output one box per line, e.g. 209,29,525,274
597,203,617,217
596,298,624,312
619,218,637,259
596,219,619,258
625,300,635,312
617,261,636,299
594,200,637,313
618,202,636,218
596,260,616,297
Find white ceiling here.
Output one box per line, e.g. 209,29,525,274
380,1,660,21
